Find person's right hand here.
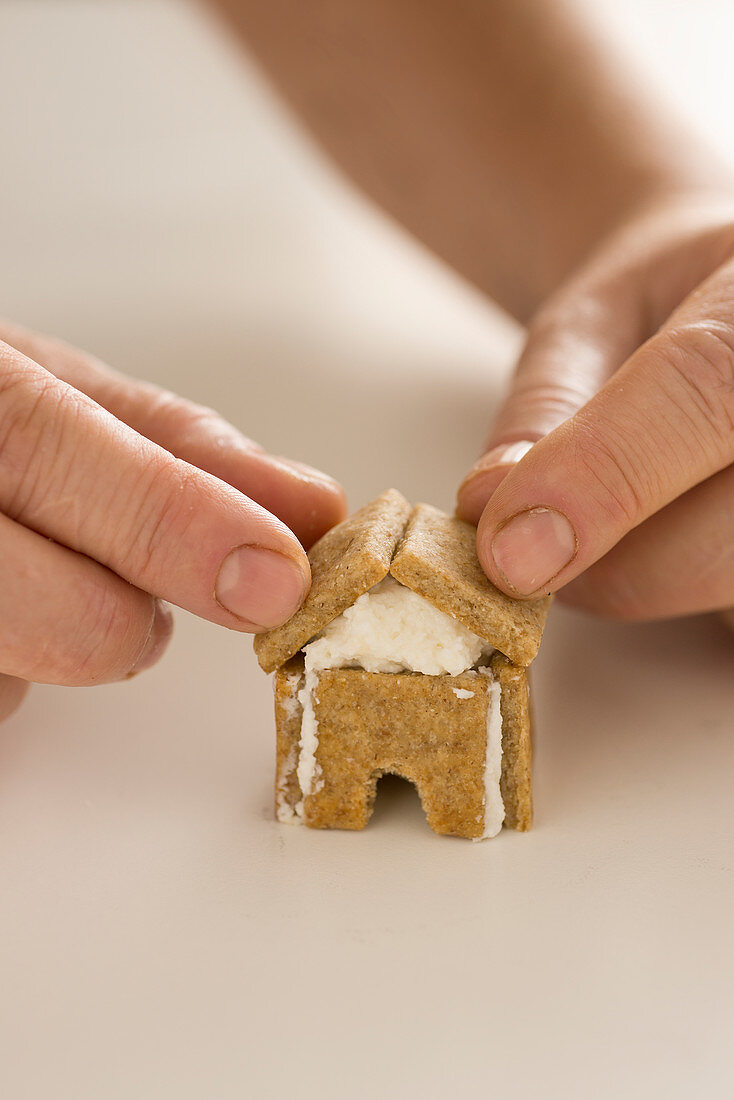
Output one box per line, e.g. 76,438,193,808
455,195,734,629
0,320,346,723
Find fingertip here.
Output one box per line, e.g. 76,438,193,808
457,469,509,525
127,600,175,677
477,504,577,599
275,456,344,497
232,450,347,550
456,441,535,526
214,544,310,631
282,463,347,548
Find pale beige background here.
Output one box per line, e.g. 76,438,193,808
1,2,733,1097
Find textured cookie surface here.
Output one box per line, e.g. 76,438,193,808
273,656,306,822
254,488,411,673
390,503,551,666
274,662,532,837
491,653,532,829
307,668,489,838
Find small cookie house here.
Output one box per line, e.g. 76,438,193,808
254,490,551,840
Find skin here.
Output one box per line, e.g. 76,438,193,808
458,198,734,621
0,321,345,720
4,0,733,721
213,0,734,623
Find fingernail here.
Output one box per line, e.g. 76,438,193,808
215,546,309,629
129,601,174,676
457,441,535,524
490,507,577,596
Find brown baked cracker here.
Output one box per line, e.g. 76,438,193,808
390,503,551,666
273,655,306,821
254,488,411,673
490,653,532,830
274,665,531,838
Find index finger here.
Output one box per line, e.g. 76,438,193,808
456,273,646,525
0,319,346,550
0,342,310,632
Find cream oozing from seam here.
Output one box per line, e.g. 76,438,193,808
276,673,302,823
295,667,323,816
276,744,298,824
305,576,492,676
481,676,505,839
289,577,503,828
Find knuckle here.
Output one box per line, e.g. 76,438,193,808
509,377,595,430
569,417,650,528
0,348,38,448
527,290,608,346
0,383,57,517
118,459,199,582
3,577,151,686
62,581,153,686
510,304,605,436
524,308,559,347
0,361,91,522
655,322,734,444
145,387,227,447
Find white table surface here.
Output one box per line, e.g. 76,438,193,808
1,2,734,1097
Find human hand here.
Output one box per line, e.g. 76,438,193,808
0,321,345,721
456,194,734,627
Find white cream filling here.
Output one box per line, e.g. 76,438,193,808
303,576,492,676
285,576,505,835
276,674,302,823
295,668,323,816
480,678,505,839
276,744,298,824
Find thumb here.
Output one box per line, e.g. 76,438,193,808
474,257,734,597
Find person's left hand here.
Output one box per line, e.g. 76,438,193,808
456,192,734,629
